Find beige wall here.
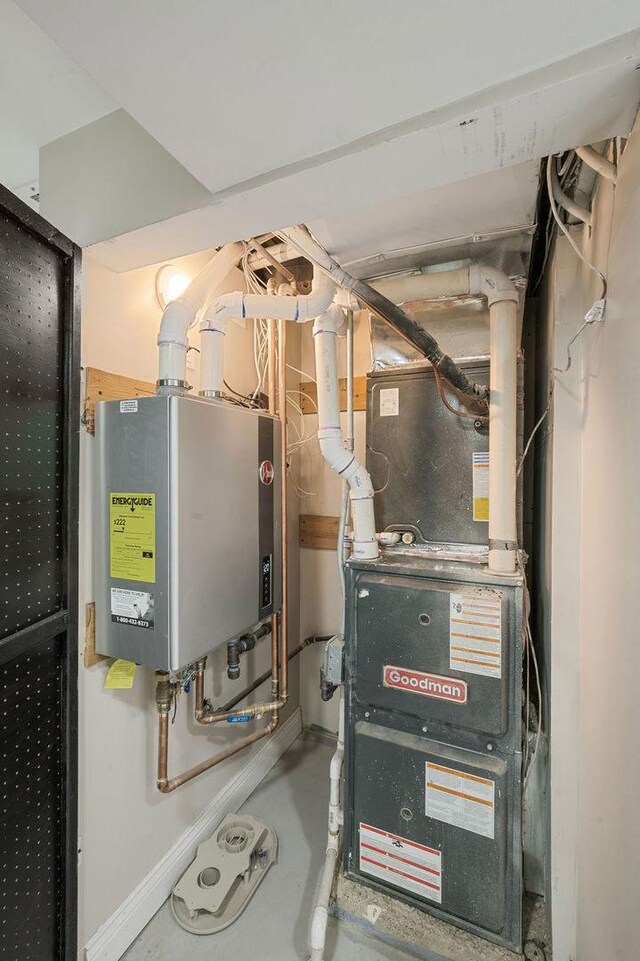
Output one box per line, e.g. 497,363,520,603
574,126,640,961
78,249,300,953
540,118,640,960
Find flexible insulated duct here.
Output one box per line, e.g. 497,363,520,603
277,226,489,407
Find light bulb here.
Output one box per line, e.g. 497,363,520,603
156,264,191,309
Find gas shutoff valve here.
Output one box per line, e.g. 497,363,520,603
320,635,345,701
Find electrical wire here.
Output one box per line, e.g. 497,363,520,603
517,384,553,477
223,379,263,408
241,241,272,401
552,321,590,375
522,571,543,796
286,362,317,383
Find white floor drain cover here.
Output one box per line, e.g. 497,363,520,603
171,814,277,935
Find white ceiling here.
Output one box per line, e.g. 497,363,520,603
309,161,539,270
0,0,114,191
16,1,640,193
7,1,640,269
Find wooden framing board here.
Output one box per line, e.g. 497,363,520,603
83,602,108,668
299,376,367,414
83,366,155,434
299,514,340,550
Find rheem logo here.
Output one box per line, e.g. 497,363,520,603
259,460,275,485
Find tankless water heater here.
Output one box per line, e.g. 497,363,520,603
94,394,281,671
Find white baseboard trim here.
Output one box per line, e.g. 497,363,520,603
84,708,302,961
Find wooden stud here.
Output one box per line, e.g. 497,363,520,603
83,366,155,434
83,602,108,668
299,376,367,414
299,514,341,550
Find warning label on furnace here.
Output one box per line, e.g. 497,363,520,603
110,588,154,630
109,492,156,583
449,591,502,678
359,822,441,903
472,451,489,521
425,762,495,839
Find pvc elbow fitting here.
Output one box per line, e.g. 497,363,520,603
296,274,337,322
200,290,244,330
312,303,347,335
157,298,196,347
469,264,519,307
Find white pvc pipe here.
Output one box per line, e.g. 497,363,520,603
312,306,378,560
157,241,243,386
309,691,345,961
197,270,335,394
371,267,470,303
200,328,225,395
279,226,521,573
576,144,617,184
201,272,335,330
488,299,518,574
199,280,378,559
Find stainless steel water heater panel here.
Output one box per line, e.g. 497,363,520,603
94,394,281,671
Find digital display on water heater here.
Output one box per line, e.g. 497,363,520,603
261,554,272,608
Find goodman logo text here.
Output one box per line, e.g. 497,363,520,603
383,665,467,704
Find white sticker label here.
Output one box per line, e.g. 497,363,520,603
110,588,154,630
379,387,399,417
472,451,489,521
449,591,502,678
120,399,138,413
359,822,441,903
425,762,495,839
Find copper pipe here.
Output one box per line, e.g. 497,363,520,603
157,713,278,793
194,658,206,720
158,712,169,786
278,316,289,703
193,647,285,725
270,611,279,701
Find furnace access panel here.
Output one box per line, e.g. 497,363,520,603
344,553,524,950
94,394,281,671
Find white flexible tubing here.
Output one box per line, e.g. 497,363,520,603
157,242,243,384
309,690,345,961
313,307,378,560
549,157,592,226
488,299,518,574
576,144,617,184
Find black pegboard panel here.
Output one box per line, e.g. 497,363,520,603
0,635,65,960
0,211,65,640
0,184,79,961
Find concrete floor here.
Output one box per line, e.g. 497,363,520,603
122,731,412,961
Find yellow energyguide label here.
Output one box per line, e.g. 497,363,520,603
472,452,489,522
109,492,156,583
474,497,489,522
